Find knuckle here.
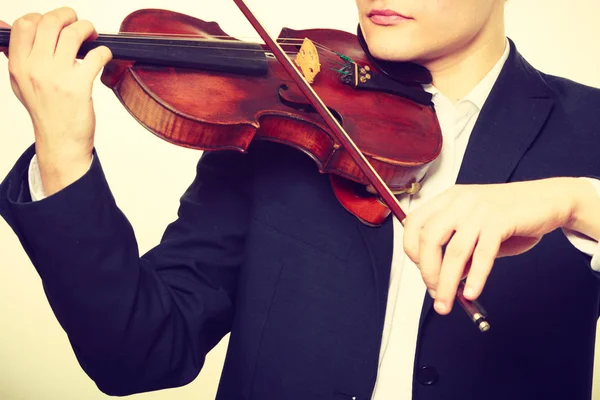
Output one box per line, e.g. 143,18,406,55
445,245,467,262
419,225,440,247
63,83,80,97
475,233,500,257
60,6,78,21
13,16,37,32
474,242,494,258
40,14,62,30
60,26,82,43
80,19,95,32
420,270,438,287
8,61,20,80
418,233,433,251
404,247,418,264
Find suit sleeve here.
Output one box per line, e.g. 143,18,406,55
0,144,252,396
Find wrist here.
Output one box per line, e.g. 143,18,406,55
35,143,93,196
563,177,600,241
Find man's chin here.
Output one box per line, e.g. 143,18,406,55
366,44,420,64
361,32,421,62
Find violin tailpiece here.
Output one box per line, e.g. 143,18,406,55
337,59,433,106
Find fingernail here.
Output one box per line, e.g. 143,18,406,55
428,289,437,298
435,301,446,313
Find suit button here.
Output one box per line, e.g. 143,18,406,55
416,365,439,385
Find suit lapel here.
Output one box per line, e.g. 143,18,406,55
456,40,554,185
417,39,555,329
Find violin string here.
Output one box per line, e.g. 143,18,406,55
97,31,318,43
94,36,348,69
94,31,349,60
97,36,337,56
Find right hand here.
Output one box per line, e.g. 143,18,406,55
7,7,112,196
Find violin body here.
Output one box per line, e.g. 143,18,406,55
100,9,442,225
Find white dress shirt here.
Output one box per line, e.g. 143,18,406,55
26,37,600,400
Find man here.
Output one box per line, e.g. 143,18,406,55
1,1,600,399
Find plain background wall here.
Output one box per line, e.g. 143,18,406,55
0,0,599,398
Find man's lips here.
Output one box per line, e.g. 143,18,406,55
368,9,411,25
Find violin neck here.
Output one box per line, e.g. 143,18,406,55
0,28,7,54
0,28,267,76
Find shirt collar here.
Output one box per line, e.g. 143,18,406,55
423,37,511,110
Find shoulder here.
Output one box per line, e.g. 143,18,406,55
534,69,600,125
517,63,600,142
541,72,600,107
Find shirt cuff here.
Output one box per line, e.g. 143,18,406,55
28,154,94,202
562,177,600,272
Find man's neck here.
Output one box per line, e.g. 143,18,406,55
425,21,507,103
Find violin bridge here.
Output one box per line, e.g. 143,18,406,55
294,38,321,84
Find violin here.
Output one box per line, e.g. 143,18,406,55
0,1,489,331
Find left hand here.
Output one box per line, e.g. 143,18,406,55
403,177,600,315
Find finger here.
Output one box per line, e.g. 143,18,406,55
30,7,78,60
55,19,97,65
78,45,112,84
434,224,480,314
404,190,455,264
417,217,456,295
463,229,502,300
8,13,42,64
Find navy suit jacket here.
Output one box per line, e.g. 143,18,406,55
2,39,600,400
